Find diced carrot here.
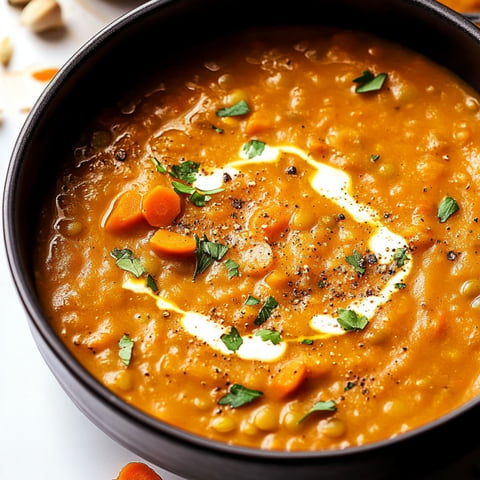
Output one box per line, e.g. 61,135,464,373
104,190,146,233
245,110,272,135
249,206,291,243
142,185,181,227
149,229,196,257
271,359,308,399
116,462,162,480
31,67,59,82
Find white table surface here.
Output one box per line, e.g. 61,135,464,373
2,1,480,479
0,1,181,478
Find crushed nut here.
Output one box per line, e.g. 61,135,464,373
20,0,64,33
0,36,13,66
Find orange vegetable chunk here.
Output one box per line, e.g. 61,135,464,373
271,359,308,399
150,229,197,257
117,462,162,480
104,190,145,233
142,185,181,227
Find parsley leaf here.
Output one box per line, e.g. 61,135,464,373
211,124,224,134
193,235,229,280
255,329,282,345
353,70,388,93
118,334,134,366
224,259,239,278
346,249,365,275
111,248,145,278
438,196,459,223
298,400,337,423
151,157,166,173
169,160,200,183
146,274,158,293
337,308,368,331
216,99,250,117
301,338,314,345
254,296,279,325
245,295,260,305
242,139,266,159
221,326,243,352
218,383,263,408
393,247,409,268
171,181,195,195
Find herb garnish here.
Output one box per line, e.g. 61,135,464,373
438,196,459,223
255,329,282,345
245,295,260,306
395,282,407,289
169,160,200,183
254,296,279,325
242,139,266,159
393,247,409,268
216,99,250,117
346,249,365,276
171,180,224,207
111,248,145,278
298,400,337,423
224,259,239,278
211,124,224,134
301,338,314,345
118,334,134,366
337,308,368,331
353,70,388,93
151,157,166,173
193,235,229,280
218,383,263,408
221,326,243,352
146,274,159,293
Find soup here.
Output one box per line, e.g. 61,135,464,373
34,27,480,451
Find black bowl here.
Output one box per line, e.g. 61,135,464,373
5,0,480,478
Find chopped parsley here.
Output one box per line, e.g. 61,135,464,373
146,274,158,293
171,180,224,207
224,259,239,278
337,308,368,331
111,248,145,278
151,156,166,173
255,329,282,345
346,249,365,276
216,99,250,117
193,235,229,280
438,196,459,223
242,139,266,159
118,334,134,366
169,160,200,183
344,381,356,392
370,154,380,162
393,247,409,268
353,70,388,93
218,383,263,408
298,400,337,423
221,326,243,352
211,124,224,134
301,338,314,345
395,282,407,289
245,295,260,306
254,296,279,325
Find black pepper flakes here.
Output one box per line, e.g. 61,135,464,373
115,149,127,162
286,166,297,175
447,250,458,261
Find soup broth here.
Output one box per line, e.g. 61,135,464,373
35,27,480,451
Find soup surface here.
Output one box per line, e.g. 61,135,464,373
35,27,480,451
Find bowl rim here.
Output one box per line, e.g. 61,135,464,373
4,0,480,464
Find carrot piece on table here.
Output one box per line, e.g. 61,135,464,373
271,359,308,399
142,185,181,227
116,462,162,480
104,190,145,233
149,229,197,257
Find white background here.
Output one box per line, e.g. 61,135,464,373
1,1,480,479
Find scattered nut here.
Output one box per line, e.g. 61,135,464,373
0,36,13,66
8,0,31,6
20,0,64,33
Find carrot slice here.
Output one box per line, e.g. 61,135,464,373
271,359,308,399
104,190,145,233
149,229,196,257
142,185,181,227
117,462,162,480
249,206,291,243
245,110,272,135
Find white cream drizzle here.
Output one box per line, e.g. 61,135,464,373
123,143,412,359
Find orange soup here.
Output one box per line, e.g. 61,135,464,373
35,27,480,451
